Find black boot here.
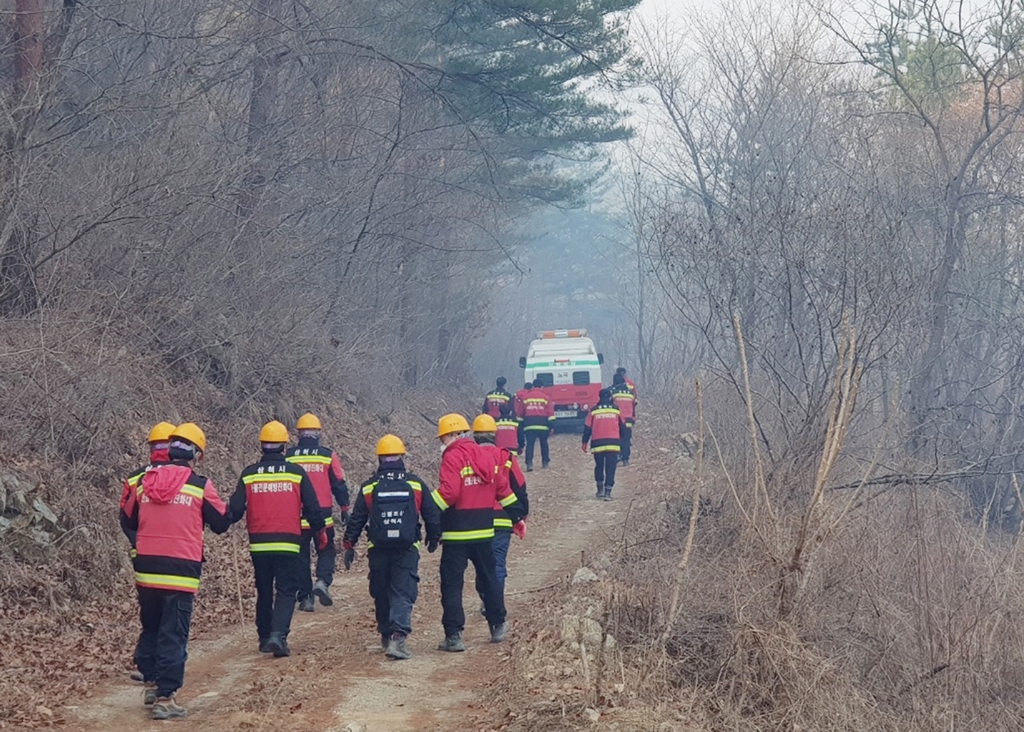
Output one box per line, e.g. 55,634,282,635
595,482,604,499
603,484,613,501
267,633,290,658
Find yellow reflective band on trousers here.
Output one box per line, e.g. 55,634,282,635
301,515,334,529
499,493,519,507
135,572,200,591
250,542,301,553
431,490,450,510
441,528,495,541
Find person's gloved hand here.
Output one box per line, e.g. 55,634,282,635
315,528,329,551
513,521,526,540
338,509,349,526
581,443,588,453
343,547,356,570
426,537,439,553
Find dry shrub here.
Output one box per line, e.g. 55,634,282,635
483,388,1024,731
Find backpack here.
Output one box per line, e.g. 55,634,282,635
368,472,419,549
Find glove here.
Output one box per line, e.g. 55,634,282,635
581,443,588,453
513,521,526,540
343,547,356,570
315,528,329,551
426,537,439,553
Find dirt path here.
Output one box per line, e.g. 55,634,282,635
66,434,630,732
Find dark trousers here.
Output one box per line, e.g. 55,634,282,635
368,546,420,637
594,451,618,487
620,423,633,462
440,540,505,636
134,587,194,697
524,431,550,467
478,530,512,601
252,553,300,640
297,525,336,600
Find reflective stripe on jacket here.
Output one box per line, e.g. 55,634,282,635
229,454,324,554
121,462,230,593
583,406,623,453
431,438,524,542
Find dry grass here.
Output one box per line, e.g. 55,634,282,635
491,372,1024,731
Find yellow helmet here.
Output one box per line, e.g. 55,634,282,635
472,414,497,433
376,434,407,456
147,421,177,444
296,413,322,430
259,420,289,443
437,413,470,438
170,422,207,454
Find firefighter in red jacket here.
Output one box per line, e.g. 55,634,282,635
120,423,231,720
513,382,532,418
119,421,176,683
341,434,442,660
229,421,324,658
472,414,528,600
521,379,555,471
611,372,637,465
432,413,525,651
494,403,524,456
285,412,349,611
616,367,638,403
482,376,512,418
119,421,176,561
582,389,625,501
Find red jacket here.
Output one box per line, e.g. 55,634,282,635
521,393,555,432
431,437,524,542
489,449,529,531
611,385,636,422
482,389,512,418
120,462,230,593
229,453,324,554
583,405,624,453
286,437,349,529
495,418,522,454
119,446,170,512
513,388,532,418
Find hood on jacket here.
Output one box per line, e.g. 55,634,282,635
448,437,501,483
141,464,193,504
149,445,170,464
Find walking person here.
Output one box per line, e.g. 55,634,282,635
521,379,554,471
341,434,441,660
119,423,231,720
119,421,177,683
472,414,528,602
432,413,525,651
611,373,637,465
285,412,349,611
229,421,325,658
119,421,176,560
582,389,625,500
482,376,512,418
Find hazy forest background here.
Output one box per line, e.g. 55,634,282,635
7,0,1024,728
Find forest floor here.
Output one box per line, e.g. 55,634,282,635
64,433,627,731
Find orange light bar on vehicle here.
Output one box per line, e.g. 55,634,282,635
538,328,588,339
